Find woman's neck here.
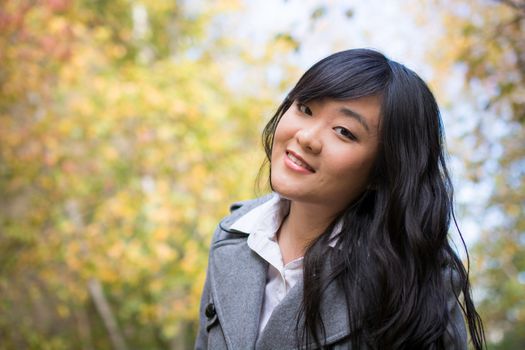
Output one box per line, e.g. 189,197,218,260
277,201,339,265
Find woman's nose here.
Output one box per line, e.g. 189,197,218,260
296,127,322,154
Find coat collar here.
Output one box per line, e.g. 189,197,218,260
209,196,352,349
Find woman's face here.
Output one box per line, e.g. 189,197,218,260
270,96,381,213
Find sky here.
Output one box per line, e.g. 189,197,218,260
227,0,441,73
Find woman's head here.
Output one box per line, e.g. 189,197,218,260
263,48,447,215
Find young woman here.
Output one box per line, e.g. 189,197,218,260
195,48,485,349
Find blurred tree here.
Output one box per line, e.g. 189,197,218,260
431,0,525,348
0,0,300,349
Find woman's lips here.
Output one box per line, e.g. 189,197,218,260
285,150,315,173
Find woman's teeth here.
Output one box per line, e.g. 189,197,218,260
287,152,313,171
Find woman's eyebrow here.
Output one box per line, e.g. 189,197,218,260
338,107,370,132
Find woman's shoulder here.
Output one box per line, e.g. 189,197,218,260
441,253,465,296
440,257,469,349
211,193,275,243
227,193,275,216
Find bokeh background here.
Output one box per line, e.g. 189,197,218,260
0,0,523,349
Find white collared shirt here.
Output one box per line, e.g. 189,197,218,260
230,193,341,337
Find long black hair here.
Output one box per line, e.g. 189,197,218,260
261,49,485,349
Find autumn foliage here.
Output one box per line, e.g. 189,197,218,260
1,1,524,349
0,1,281,348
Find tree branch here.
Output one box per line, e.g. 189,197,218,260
88,279,129,350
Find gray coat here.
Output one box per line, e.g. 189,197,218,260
195,195,467,350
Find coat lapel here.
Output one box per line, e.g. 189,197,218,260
209,233,268,349
256,263,351,350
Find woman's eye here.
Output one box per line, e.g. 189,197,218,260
297,103,313,116
334,126,357,141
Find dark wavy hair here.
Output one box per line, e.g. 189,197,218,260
261,49,485,349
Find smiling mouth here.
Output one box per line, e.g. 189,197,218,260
286,151,315,172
